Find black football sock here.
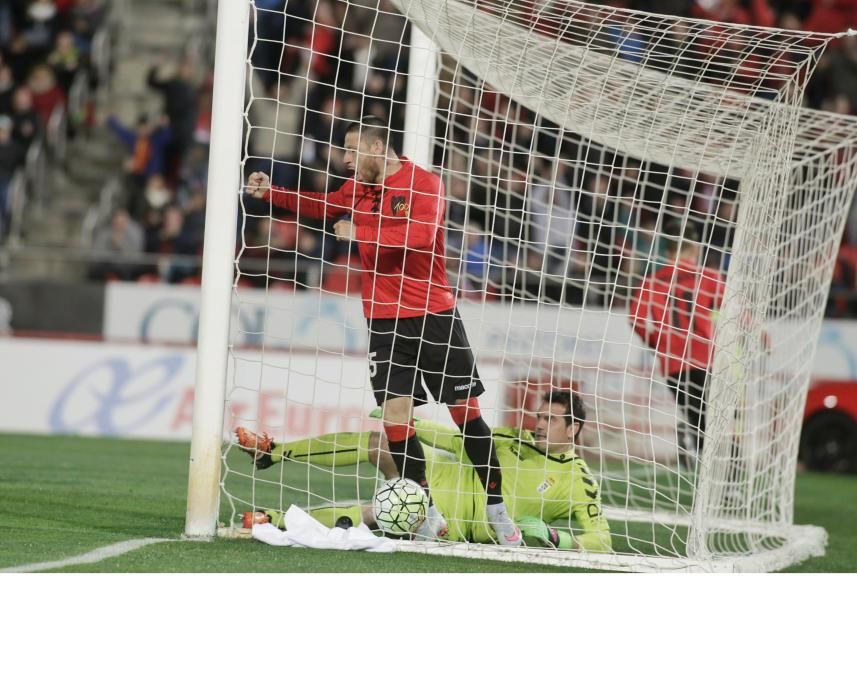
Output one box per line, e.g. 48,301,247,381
386,433,432,504
458,416,503,506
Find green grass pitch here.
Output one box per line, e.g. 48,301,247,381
1,433,855,572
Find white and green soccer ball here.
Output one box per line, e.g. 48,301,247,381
372,478,429,536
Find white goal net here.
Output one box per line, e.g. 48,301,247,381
198,0,857,572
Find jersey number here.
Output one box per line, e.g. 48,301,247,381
368,351,378,378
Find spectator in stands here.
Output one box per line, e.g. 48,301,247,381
487,165,529,283
147,55,198,177
444,169,472,258
176,143,208,203
803,0,857,34
828,231,857,316
68,0,107,54
303,0,341,84
692,0,775,26
301,91,339,167
106,112,171,217
528,160,579,276
21,1,59,58
827,34,857,111
179,188,206,247
140,173,173,223
459,222,491,296
46,29,80,94
108,112,171,177
847,191,857,247
0,113,21,231
578,172,633,308
0,64,14,113
822,92,854,116
251,0,289,90
138,172,175,258
10,86,39,149
88,207,145,281
27,63,64,125
192,86,211,145
603,16,647,63
155,205,200,283
246,72,305,187
0,5,12,49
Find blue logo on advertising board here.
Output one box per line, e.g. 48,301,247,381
49,354,185,435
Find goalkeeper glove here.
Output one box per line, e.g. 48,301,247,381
517,516,559,548
516,516,575,550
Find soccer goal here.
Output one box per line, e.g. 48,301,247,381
186,0,857,572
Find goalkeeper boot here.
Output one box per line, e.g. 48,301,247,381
414,504,449,541
242,511,269,528
486,502,523,547
235,427,275,469
241,509,285,529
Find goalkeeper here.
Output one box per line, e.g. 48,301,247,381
236,390,611,552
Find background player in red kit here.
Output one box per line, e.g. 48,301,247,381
245,116,521,546
630,221,726,468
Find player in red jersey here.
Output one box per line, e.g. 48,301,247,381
246,115,521,546
629,221,726,467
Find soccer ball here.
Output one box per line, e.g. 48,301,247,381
372,478,429,535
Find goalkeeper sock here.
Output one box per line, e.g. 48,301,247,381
384,422,431,501
308,504,364,529
272,432,370,468
454,413,503,506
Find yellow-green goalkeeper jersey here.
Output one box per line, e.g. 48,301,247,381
414,419,612,552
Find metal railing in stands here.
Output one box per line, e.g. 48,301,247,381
24,140,45,201
8,245,327,281
45,106,67,165
91,27,112,99
6,171,29,247
79,207,100,249
80,178,124,247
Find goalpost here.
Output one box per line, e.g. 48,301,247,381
187,0,857,571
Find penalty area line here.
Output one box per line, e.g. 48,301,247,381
0,538,174,573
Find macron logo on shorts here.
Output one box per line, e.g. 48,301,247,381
454,380,476,391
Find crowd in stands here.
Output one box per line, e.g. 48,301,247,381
89,0,857,318
0,0,106,241
90,50,212,283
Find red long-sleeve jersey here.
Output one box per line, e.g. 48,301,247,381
264,158,455,319
629,259,726,377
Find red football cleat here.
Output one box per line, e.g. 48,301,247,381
235,427,275,469
242,511,271,528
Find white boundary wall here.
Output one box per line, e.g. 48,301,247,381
0,337,386,441
4,285,857,445
103,283,857,381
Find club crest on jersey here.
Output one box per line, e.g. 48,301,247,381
536,477,556,494
390,195,410,215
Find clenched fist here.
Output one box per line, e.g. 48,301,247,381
246,171,271,199
333,218,356,241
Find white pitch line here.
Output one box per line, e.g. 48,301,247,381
0,538,172,573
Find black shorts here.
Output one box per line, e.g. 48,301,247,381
367,309,485,407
